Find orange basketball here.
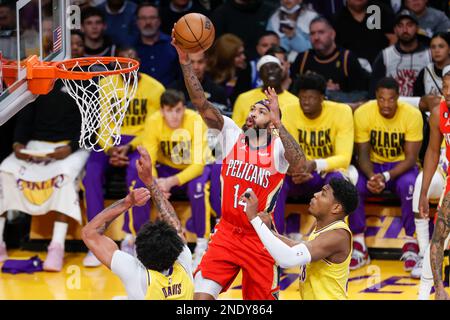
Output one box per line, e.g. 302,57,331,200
173,13,215,54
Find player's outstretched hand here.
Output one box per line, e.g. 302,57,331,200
125,187,150,207
171,25,190,65
240,189,259,221
264,87,281,127
136,146,153,186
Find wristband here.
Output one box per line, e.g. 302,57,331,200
382,171,391,183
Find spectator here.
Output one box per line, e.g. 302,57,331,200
290,16,370,103
266,45,292,90
206,33,252,105
404,0,450,39
159,0,209,35
232,55,300,130
334,0,396,65
97,0,139,47
82,47,165,267
81,7,117,57
249,31,280,89
211,0,276,59
309,0,345,20
120,89,211,270
266,0,316,56
168,51,228,112
273,73,354,237
134,2,179,86
0,42,89,270
350,77,423,272
370,10,432,97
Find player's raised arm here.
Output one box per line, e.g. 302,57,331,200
265,87,306,173
81,188,151,269
171,27,224,131
136,146,186,243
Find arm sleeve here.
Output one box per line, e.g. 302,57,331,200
216,116,241,160
324,106,354,170
250,217,311,268
274,138,289,174
176,245,193,281
111,250,147,300
369,53,386,99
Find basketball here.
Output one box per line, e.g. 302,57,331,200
173,13,215,54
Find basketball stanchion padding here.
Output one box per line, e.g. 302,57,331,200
25,55,140,152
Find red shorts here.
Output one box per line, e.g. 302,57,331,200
195,219,280,300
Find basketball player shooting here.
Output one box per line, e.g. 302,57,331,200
172,27,307,300
241,178,358,300
81,146,194,300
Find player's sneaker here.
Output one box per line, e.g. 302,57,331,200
350,240,370,270
120,238,136,257
43,242,64,272
400,242,419,272
83,250,101,268
0,242,8,263
192,238,208,270
410,256,423,279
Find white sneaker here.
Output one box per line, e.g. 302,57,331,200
411,256,423,279
418,276,433,300
83,250,102,267
192,238,208,270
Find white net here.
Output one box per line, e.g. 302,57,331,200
59,58,138,152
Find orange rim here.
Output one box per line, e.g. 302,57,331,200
53,56,140,80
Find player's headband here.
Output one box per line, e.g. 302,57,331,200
253,99,282,120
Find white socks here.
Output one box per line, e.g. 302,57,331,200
0,217,5,243
51,221,68,246
415,218,430,257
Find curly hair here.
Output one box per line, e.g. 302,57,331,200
135,220,184,272
329,178,359,215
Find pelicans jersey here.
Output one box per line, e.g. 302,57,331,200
196,116,289,300
145,262,194,300
299,220,352,300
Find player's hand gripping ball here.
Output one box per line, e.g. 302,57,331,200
173,13,215,53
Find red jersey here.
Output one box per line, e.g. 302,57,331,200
439,99,450,174
218,117,288,229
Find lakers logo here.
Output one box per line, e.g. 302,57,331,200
17,174,65,205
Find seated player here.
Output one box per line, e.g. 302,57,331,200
82,146,194,300
242,178,358,300
350,77,423,271
82,47,165,267
117,89,210,267
0,73,89,271
232,54,300,130
273,72,354,238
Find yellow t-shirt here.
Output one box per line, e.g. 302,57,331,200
299,220,352,300
290,101,354,171
231,88,301,137
145,262,194,300
354,100,423,163
98,73,165,149
131,109,207,185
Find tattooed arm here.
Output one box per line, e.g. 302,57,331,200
171,31,224,131
430,192,450,300
81,188,151,269
265,87,306,173
136,146,186,243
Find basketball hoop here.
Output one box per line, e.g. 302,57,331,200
25,55,140,152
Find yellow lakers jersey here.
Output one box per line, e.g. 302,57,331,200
145,262,194,300
299,220,352,300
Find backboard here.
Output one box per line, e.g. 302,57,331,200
0,0,70,125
